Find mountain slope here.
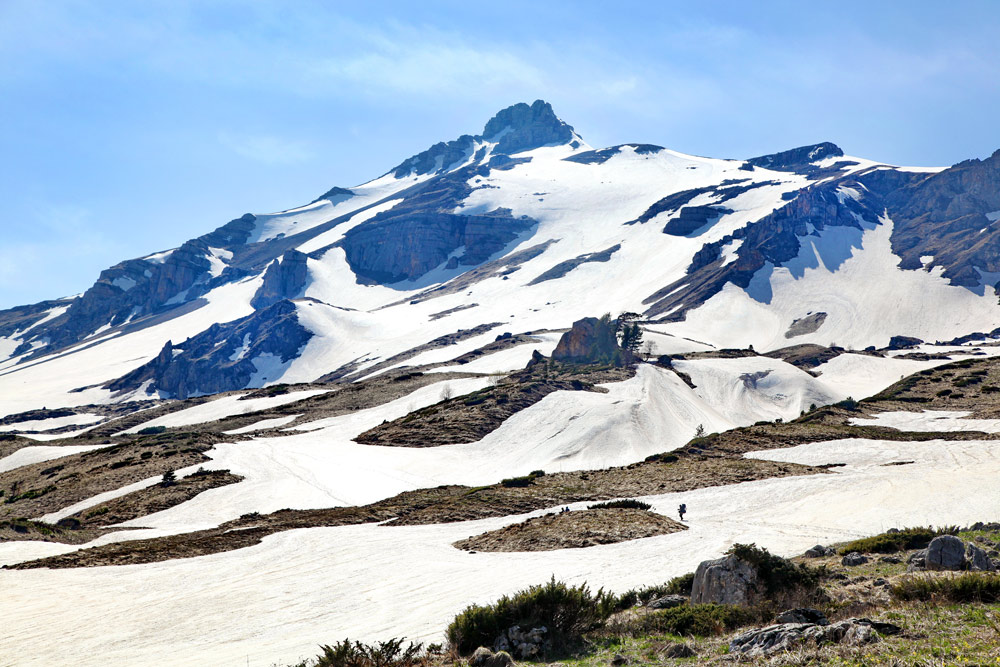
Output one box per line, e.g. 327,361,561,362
1,101,999,411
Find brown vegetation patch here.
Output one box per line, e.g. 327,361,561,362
68,469,243,527
355,362,633,447
454,507,687,552
6,454,823,569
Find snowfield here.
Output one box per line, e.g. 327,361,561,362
3,433,1000,666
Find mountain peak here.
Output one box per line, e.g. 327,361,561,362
482,100,578,154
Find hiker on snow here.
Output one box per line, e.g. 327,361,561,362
678,503,686,521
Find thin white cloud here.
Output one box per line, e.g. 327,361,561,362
218,132,314,165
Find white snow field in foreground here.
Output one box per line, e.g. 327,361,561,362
2,435,999,666
0,443,113,474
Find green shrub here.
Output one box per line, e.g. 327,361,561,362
298,637,426,667
137,426,167,435
727,543,820,596
838,527,943,555
612,573,694,611
588,499,652,511
834,397,859,411
892,573,1000,603
621,603,753,637
446,577,613,656
500,470,546,488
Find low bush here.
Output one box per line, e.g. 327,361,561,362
446,577,613,656
839,527,948,555
612,573,694,611
294,638,426,667
617,603,753,637
588,499,651,511
892,573,1000,603
500,470,545,488
137,426,167,435
727,543,820,597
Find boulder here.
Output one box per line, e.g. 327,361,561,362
804,544,835,558
494,625,547,660
647,594,687,609
887,335,924,350
661,643,696,658
926,535,966,571
551,316,628,366
842,552,869,567
691,554,761,606
730,618,901,656
469,647,514,667
968,543,997,571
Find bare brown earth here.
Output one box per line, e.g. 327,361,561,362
66,469,242,528
0,518,108,545
453,507,687,552
5,454,823,569
355,362,633,447
0,431,223,521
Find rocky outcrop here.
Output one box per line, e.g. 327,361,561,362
968,543,997,571
528,244,620,285
744,142,848,176
870,149,1000,287
338,167,538,284
842,552,869,567
690,554,762,606
926,535,967,571
309,186,354,204
551,316,628,366
563,143,663,165
483,100,576,155
104,299,312,399
803,544,836,558
663,206,734,236
729,618,901,656
10,213,257,358
493,625,547,659
251,250,309,309
469,647,514,667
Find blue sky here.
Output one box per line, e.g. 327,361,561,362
1,0,999,309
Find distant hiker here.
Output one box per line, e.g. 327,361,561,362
678,503,686,521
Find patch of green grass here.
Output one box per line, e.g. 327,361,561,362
588,499,651,511
892,573,1000,603
838,527,945,555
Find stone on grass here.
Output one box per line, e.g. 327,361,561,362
926,535,966,571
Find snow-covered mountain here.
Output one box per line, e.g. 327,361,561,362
2,100,1000,413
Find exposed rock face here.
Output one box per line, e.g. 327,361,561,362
926,535,967,571
338,167,537,284
888,335,924,350
483,100,575,155
875,149,1000,287
967,543,996,571
392,135,478,178
563,143,663,165
744,142,845,173
9,213,257,358
644,182,874,319
551,316,627,366
528,244,620,285
729,618,901,656
690,554,761,605
310,186,354,204
663,206,734,236
105,299,312,399
251,250,309,309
